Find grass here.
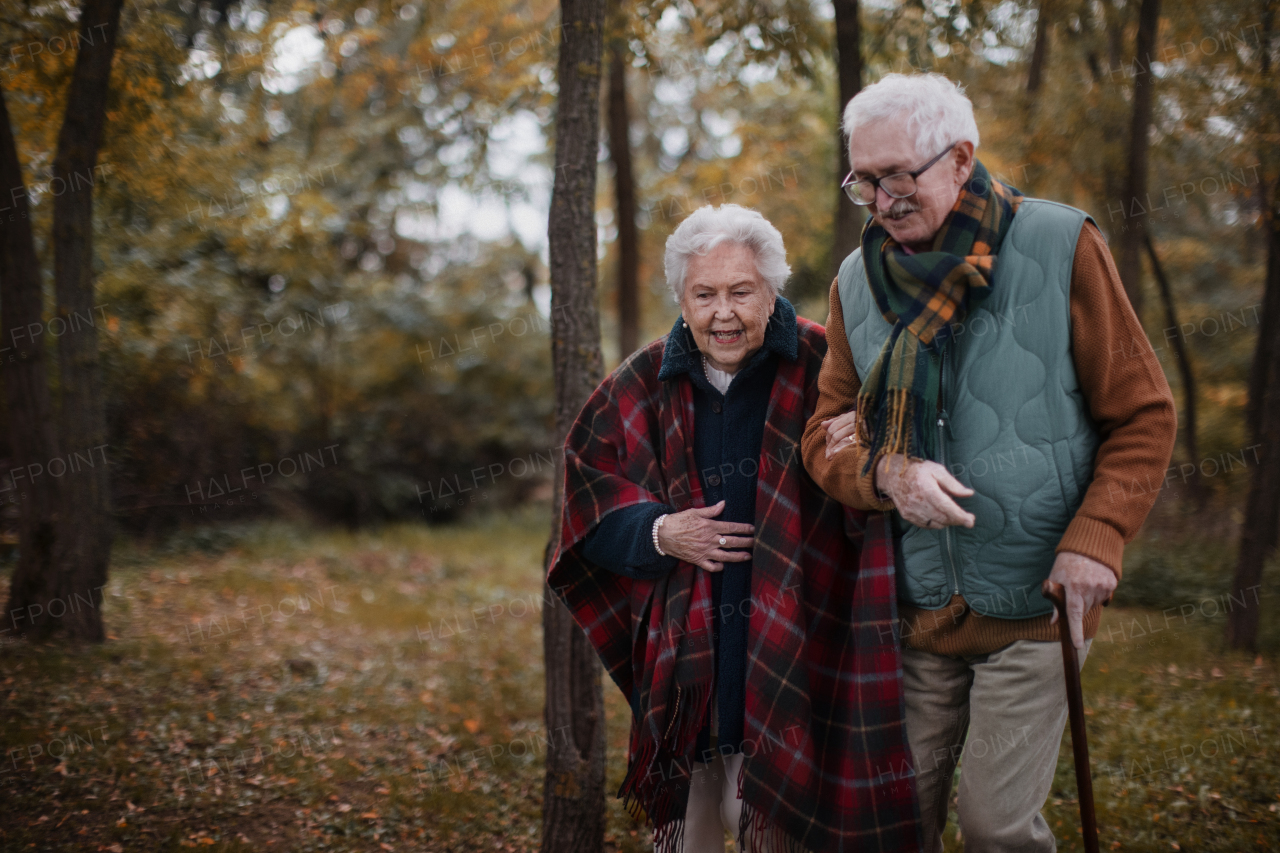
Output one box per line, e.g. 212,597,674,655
0,506,1277,851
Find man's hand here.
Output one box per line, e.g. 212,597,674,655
874,454,975,529
1047,551,1117,649
657,501,755,572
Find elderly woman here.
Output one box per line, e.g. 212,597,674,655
547,205,920,853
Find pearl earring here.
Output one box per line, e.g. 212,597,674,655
682,321,688,328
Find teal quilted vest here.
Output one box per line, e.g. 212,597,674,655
838,199,1100,619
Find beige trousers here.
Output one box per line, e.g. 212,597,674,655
902,638,1091,853
680,753,745,852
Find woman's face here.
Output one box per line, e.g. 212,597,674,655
678,242,776,374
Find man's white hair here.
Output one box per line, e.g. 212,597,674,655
664,204,790,299
842,73,980,163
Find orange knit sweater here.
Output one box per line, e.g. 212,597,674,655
801,222,1178,656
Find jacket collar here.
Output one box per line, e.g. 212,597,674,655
658,295,799,382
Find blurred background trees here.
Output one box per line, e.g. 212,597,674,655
0,0,1276,642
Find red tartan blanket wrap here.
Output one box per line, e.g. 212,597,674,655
547,317,920,853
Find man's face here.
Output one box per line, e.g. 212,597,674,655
848,118,974,250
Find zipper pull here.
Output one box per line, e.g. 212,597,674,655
939,408,955,440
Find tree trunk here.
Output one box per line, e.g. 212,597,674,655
543,0,607,850
0,85,61,640
1246,210,1280,439
608,39,640,358
47,0,125,643
1145,233,1204,506
1098,0,1125,75
1114,0,1159,317
1246,5,1275,440
1227,179,1280,652
831,0,863,279
1027,0,1052,94
2,0,123,642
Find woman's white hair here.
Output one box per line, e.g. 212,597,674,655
841,73,980,163
663,204,790,299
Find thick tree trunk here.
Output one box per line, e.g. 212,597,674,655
1114,0,1159,317
46,0,125,643
542,0,607,850
1227,188,1280,651
1145,234,1204,505
831,0,863,279
608,40,640,358
0,86,61,640
1027,0,1052,94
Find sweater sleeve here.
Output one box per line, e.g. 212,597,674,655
581,502,680,580
1057,222,1178,580
801,278,896,512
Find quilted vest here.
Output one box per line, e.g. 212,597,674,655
838,199,1100,619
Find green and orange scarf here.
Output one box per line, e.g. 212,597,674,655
855,160,1023,473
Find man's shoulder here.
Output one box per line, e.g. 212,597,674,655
1013,197,1095,230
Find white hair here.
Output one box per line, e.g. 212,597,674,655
842,73,980,163
663,204,790,299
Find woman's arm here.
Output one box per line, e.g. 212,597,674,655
581,502,679,579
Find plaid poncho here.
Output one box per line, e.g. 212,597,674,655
548,315,920,852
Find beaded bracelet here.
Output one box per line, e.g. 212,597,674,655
652,513,668,556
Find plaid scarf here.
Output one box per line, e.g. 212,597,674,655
855,161,1023,473
548,315,920,853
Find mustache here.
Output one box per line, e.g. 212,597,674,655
880,199,920,219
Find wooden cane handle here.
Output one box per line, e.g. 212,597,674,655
1042,580,1068,616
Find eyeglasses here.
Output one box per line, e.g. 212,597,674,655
841,142,957,206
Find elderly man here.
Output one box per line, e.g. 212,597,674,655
802,73,1176,851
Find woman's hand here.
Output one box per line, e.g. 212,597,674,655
657,501,755,572
821,410,860,460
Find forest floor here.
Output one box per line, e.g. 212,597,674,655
0,506,1277,852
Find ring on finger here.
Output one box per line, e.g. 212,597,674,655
719,537,727,546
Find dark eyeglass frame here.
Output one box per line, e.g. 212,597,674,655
841,142,958,206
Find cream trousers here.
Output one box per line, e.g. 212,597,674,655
903,638,1092,852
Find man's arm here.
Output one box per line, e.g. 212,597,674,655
1057,221,1178,579
801,278,895,511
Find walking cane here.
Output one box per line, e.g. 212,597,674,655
1041,580,1100,853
